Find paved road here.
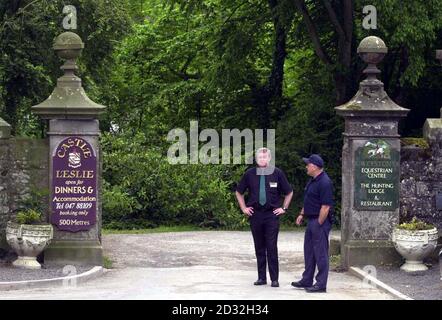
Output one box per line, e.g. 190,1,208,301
0,231,394,300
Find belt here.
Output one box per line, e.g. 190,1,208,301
254,207,275,213
254,203,276,210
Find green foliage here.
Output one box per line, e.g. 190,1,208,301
103,256,113,269
4,0,442,229
0,0,134,135
397,217,435,231
102,182,142,221
101,132,248,229
16,187,49,217
401,137,430,149
13,187,49,224
368,0,442,87
155,162,246,228
99,0,283,140
15,209,43,225
277,51,343,222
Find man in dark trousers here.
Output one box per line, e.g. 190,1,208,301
235,147,293,287
292,154,334,293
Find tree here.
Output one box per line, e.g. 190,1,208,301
0,0,134,135
293,0,442,108
294,0,354,105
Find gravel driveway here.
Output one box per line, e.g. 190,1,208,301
0,230,395,300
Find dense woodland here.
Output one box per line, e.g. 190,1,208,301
1,0,442,229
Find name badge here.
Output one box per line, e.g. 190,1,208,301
269,182,278,188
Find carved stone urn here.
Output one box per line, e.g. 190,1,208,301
392,226,438,272
6,221,53,269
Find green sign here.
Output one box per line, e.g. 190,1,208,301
354,139,399,211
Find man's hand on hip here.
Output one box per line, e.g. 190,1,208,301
273,208,286,216
242,207,254,216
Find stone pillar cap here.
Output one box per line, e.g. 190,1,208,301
53,31,84,51
336,36,409,118
357,36,388,54
31,32,106,120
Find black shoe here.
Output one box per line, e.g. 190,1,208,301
271,281,279,287
305,285,326,293
254,279,267,285
291,281,310,288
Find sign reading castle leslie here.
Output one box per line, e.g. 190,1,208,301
51,137,97,232
354,139,400,211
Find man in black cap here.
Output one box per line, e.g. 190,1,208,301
235,147,293,288
292,154,334,293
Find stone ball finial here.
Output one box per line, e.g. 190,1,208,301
53,31,84,60
357,36,388,65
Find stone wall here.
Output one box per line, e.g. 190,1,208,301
400,139,442,230
0,137,49,250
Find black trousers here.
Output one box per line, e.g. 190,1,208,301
249,208,280,281
301,217,331,289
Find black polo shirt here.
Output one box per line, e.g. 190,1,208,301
303,171,334,218
236,166,293,210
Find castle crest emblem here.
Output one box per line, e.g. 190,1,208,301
68,150,81,168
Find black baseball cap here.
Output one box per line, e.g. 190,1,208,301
302,154,324,168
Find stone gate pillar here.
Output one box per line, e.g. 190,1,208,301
335,36,409,269
32,32,106,266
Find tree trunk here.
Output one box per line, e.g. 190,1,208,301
333,73,349,106
332,0,354,105
268,1,288,98
295,0,355,105
4,79,19,135
262,0,293,128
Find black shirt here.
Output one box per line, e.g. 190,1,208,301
303,171,334,217
236,166,293,210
